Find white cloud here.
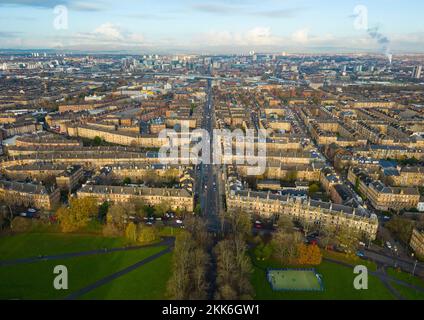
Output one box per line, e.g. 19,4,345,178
245,27,278,45
94,23,123,40
69,22,145,48
195,26,281,47
291,28,309,44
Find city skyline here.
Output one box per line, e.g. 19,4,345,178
1,0,424,307
0,0,424,54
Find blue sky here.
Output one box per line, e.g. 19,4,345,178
0,0,423,53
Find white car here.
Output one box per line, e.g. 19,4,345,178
176,220,183,224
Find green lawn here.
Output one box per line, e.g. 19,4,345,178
0,233,130,260
252,258,395,300
158,226,184,238
0,245,167,300
390,282,424,300
80,252,172,300
386,268,424,288
323,250,377,272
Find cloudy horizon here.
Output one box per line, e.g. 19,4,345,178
0,0,424,54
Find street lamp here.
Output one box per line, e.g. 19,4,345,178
411,253,418,277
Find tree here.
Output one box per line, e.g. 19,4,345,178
297,244,322,265
277,215,295,233
0,210,6,231
125,222,137,242
188,247,209,300
106,203,130,232
215,240,237,299
0,192,34,225
154,201,170,218
320,223,337,249
272,230,303,265
194,203,202,215
298,218,316,236
93,136,103,146
184,215,211,248
123,177,132,185
225,210,252,239
166,216,210,300
253,242,273,261
56,197,98,233
310,244,323,265
309,183,321,194
137,226,159,244
386,217,415,245
286,170,298,182
334,225,361,254
167,232,197,300
10,217,37,232
215,236,253,300
98,201,109,222
127,199,148,219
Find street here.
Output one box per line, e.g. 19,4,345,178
199,78,221,233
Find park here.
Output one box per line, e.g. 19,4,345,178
0,232,173,300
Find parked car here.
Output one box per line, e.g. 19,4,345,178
356,251,365,258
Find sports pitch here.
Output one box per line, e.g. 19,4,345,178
267,269,324,292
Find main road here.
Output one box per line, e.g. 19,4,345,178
198,78,221,234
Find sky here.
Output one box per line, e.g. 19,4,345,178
0,0,423,54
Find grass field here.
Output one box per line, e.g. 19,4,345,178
323,250,377,272
252,258,395,300
386,268,424,288
0,233,172,300
390,282,424,300
0,233,130,260
80,252,172,300
267,269,322,291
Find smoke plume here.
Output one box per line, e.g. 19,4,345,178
367,27,392,64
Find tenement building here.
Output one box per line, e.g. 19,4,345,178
77,185,194,212
410,228,424,259
348,167,420,211
0,180,60,210
226,189,378,240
